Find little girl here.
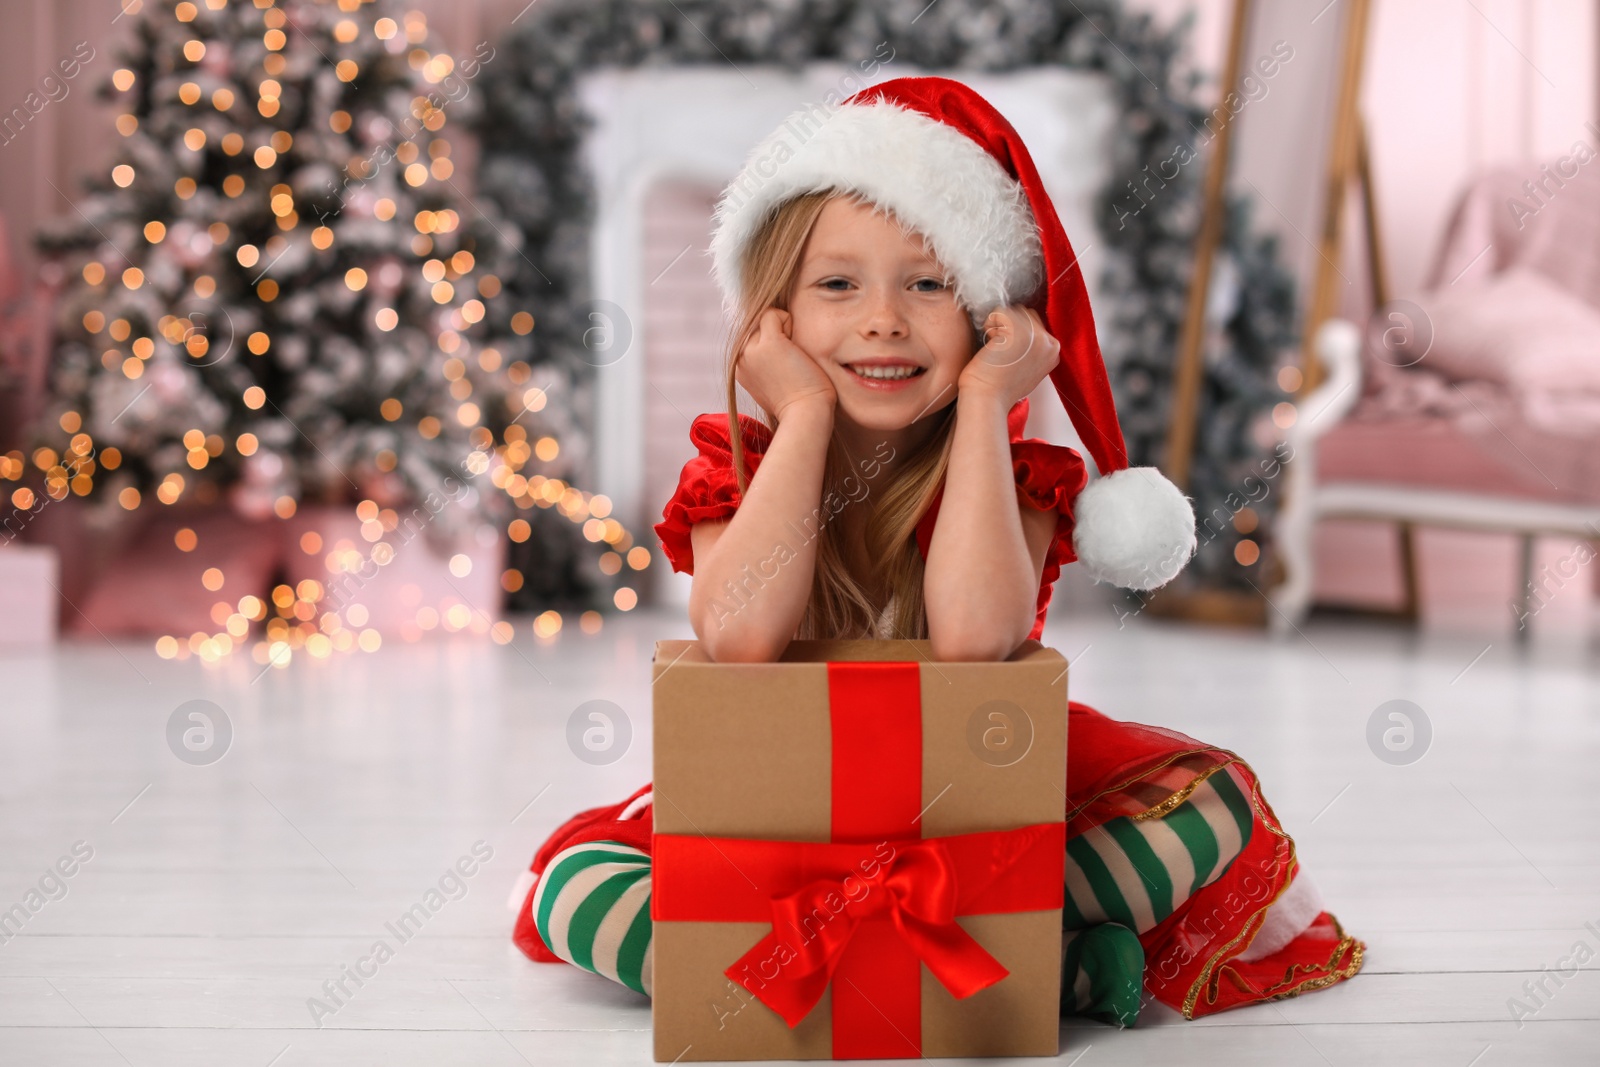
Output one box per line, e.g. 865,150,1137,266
512,76,1362,1026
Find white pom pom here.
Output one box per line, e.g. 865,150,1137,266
1071,467,1196,590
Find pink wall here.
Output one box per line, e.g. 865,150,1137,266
1133,0,1598,307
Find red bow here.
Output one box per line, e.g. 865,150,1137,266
654,820,1064,1034
730,837,1010,1027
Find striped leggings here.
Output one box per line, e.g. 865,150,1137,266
530,765,1255,1024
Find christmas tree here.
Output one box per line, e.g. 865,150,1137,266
28,0,637,657
36,0,524,523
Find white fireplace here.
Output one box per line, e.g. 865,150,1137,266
575,63,1117,610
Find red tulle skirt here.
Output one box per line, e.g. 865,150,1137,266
512,701,1363,1020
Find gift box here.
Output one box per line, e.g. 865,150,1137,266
67,504,283,637
651,637,1068,1061
0,543,58,645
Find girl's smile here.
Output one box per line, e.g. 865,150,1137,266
841,359,928,389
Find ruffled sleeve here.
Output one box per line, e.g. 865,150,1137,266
1012,439,1090,641
913,434,1089,641
652,413,774,576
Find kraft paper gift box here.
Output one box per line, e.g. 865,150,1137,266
0,544,59,646
651,637,1068,1062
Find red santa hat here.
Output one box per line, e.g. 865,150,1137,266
707,75,1196,591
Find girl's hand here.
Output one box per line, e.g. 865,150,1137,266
958,305,1061,409
735,307,837,421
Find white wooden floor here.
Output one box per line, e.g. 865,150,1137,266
1,605,1597,1066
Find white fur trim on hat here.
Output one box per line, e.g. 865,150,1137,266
1071,467,1197,590
708,99,1044,325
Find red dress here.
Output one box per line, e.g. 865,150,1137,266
513,403,1364,1020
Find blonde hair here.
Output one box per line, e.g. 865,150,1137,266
721,188,974,641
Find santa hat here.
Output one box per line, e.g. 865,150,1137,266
707,76,1195,591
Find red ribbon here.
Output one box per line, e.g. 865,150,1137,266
652,661,1065,1058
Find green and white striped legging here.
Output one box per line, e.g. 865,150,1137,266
529,766,1255,1021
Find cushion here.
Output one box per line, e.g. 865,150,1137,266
1403,266,1600,392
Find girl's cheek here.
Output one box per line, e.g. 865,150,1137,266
791,310,838,354
787,318,818,353
945,346,977,379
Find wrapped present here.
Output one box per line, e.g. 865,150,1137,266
68,505,282,637
651,638,1067,1061
0,543,58,645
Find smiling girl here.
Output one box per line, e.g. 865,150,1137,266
512,77,1362,1027
689,189,1070,662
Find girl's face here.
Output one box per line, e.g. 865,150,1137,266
786,195,977,435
